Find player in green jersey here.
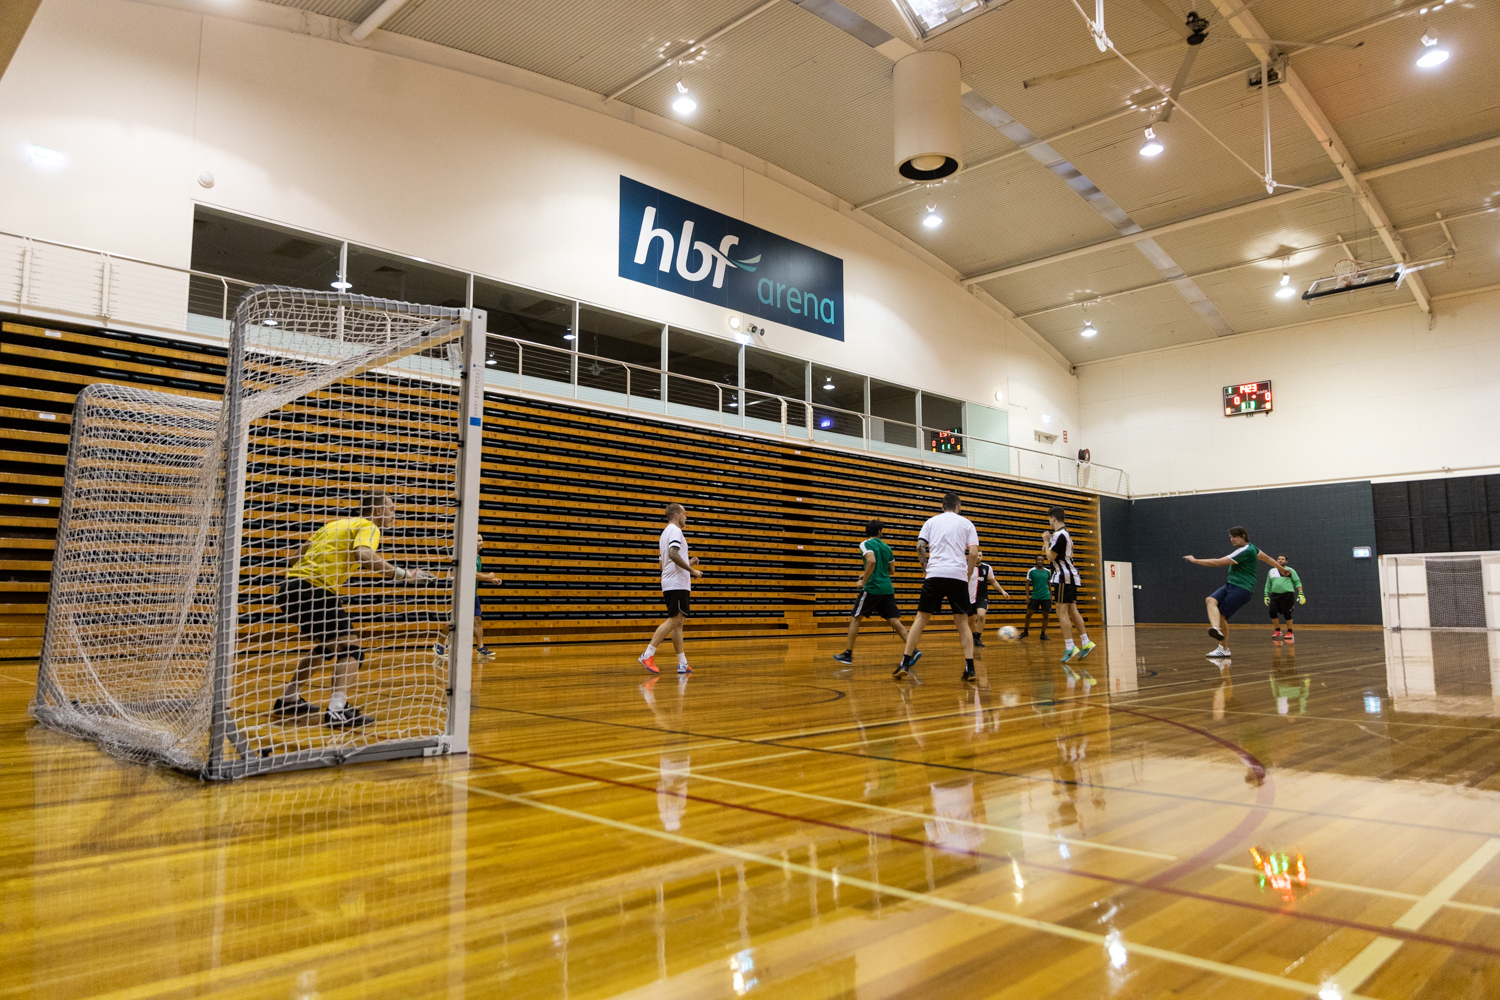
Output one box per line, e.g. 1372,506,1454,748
1020,554,1052,640
1183,525,1281,658
435,534,503,661
1263,555,1305,642
833,519,910,665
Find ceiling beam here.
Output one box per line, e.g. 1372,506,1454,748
0,0,41,82
960,134,1500,285
1210,0,1432,318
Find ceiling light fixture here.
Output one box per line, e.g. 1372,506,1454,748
728,314,741,331
1275,269,1297,298
672,80,697,116
563,333,576,341
823,378,835,390
1081,319,1098,338
330,280,352,290
24,144,66,170
1416,33,1449,68
263,318,278,327
922,204,943,229
1139,127,1163,158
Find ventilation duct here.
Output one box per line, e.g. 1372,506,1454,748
893,51,963,180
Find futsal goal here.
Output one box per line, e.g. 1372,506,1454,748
1379,551,1500,631
32,287,487,779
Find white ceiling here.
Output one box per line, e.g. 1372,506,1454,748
269,0,1500,363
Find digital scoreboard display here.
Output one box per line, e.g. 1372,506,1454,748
1224,380,1272,417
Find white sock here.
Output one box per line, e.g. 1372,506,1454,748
644,644,657,658
1065,640,1076,650
329,691,348,712
678,652,688,666
1079,633,1090,645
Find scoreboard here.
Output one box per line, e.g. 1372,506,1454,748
1224,380,1272,416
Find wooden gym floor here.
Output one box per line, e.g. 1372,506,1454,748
4,626,1500,999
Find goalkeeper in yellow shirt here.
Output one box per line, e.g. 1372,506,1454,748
273,493,432,728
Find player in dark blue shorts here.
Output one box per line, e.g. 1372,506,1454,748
1183,526,1281,659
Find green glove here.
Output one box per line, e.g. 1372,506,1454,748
1263,595,1269,605
1298,593,1306,605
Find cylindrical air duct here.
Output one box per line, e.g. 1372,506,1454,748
893,51,963,181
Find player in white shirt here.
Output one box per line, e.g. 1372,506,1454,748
895,493,981,683
639,503,702,675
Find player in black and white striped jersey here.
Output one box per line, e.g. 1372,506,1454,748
1043,505,1094,664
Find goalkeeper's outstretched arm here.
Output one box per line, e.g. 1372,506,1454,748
355,545,432,582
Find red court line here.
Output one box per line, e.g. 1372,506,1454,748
467,751,1500,959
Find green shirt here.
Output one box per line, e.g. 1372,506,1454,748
1027,567,1052,600
1226,542,1261,591
1264,566,1301,595
859,537,895,595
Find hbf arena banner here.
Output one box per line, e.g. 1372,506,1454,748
618,176,845,341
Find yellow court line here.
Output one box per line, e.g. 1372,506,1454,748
447,778,1373,1000
603,757,1179,861
1214,864,1500,919
1332,837,1500,995
0,673,34,685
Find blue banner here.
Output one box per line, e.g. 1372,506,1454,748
618,176,844,341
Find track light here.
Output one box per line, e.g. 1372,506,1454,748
672,80,697,115
1416,33,1449,68
1081,319,1098,338
1139,126,1163,157
1275,268,1297,298
922,204,943,229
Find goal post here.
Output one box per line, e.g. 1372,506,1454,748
33,286,487,779
1379,551,1500,631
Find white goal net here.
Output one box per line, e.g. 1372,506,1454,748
1379,551,1500,631
33,286,486,778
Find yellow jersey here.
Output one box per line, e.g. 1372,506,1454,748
286,517,382,594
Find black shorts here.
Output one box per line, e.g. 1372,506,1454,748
1269,591,1296,620
664,590,691,617
852,591,901,620
277,578,352,646
972,593,989,612
1027,598,1052,613
1053,581,1079,605
917,577,974,616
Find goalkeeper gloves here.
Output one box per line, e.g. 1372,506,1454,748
1298,593,1306,605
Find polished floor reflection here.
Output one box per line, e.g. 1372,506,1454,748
5,627,1500,998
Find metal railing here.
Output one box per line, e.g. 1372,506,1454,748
0,229,1129,495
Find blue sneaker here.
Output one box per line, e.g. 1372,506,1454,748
1077,639,1097,659
433,642,446,657
1061,646,1080,663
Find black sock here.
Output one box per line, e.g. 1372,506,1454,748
902,652,914,666
965,658,974,671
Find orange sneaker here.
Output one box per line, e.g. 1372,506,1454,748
639,653,659,674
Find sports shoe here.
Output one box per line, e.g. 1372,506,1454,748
1061,646,1080,663
1206,646,1232,658
639,653,659,674
972,636,986,648
677,661,692,675
1039,633,1050,641
1209,626,1226,642
908,650,923,669
962,666,977,683
433,642,447,657
272,695,319,718
832,651,854,664
1018,629,1030,639
324,703,373,728
1271,629,1282,639
1284,632,1295,643
1077,639,1096,659
891,663,910,680
477,646,496,660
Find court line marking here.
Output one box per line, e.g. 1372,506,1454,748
470,752,1500,958
0,672,34,685
1332,837,1500,994
1214,864,1500,919
478,704,1500,838
447,776,1377,999
602,757,1179,861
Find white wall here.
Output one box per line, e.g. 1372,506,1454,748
0,0,1079,449
1078,289,1500,495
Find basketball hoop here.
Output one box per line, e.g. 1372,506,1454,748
1333,258,1361,289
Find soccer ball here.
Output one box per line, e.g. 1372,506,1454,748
998,625,1020,642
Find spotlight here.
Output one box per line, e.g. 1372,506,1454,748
672,80,697,115
563,333,575,341
485,358,497,366
263,318,278,327
1139,126,1163,157
823,380,835,390
1275,271,1297,298
330,280,352,290
1416,33,1449,68
1081,320,1098,338
728,314,741,331
922,204,943,229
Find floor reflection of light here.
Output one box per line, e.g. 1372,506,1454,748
731,949,758,994
1104,929,1127,968
1318,981,1343,1000
1059,842,1071,859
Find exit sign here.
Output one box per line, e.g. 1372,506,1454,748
1224,380,1272,416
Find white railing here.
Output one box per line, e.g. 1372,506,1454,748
0,229,1129,495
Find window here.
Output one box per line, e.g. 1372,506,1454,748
577,308,662,400
744,348,806,429
345,245,466,307
472,278,573,381
189,207,340,317
922,392,965,453
870,380,918,448
813,366,865,439
668,328,738,414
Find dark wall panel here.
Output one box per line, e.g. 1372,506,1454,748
1099,495,1131,563
1128,482,1380,625
1372,474,1500,555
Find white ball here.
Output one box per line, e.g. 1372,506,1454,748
998,625,1020,642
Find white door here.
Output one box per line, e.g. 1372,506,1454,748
1103,560,1135,627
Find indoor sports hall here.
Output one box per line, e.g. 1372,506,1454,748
1,0,1497,996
